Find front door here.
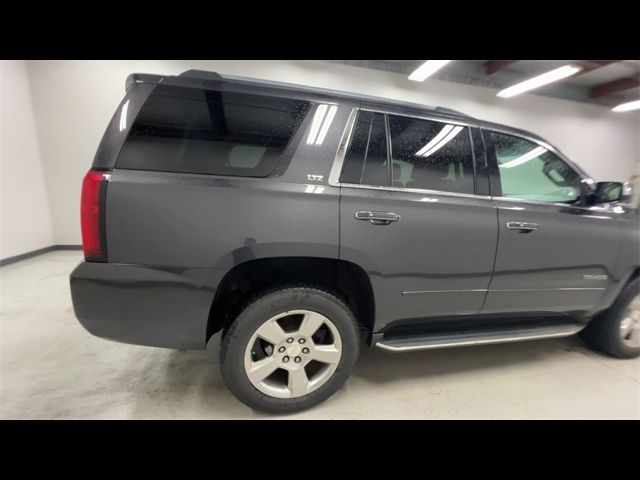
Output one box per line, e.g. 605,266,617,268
335,109,499,332
481,130,621,316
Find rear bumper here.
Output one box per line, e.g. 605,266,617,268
70,262,226,350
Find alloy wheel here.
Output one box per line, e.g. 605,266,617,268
243,310,342,399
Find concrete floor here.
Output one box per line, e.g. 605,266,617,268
1,250,639,419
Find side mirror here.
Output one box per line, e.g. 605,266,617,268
621,181,633,203
591,181,623,204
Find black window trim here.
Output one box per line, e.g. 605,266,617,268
467,126,479,195
330,107,489,200
361,111,377,185
384,113,393,187
471,127,492,197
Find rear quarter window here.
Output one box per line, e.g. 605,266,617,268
116,85,311,177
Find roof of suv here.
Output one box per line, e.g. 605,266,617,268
125,69,591,180
128,69,472,118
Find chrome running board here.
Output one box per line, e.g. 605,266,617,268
375,323,585,352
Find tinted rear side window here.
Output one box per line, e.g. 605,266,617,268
388,115,474,194
117,85,310,177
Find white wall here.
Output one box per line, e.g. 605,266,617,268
25,60,640,245
1,61,54,259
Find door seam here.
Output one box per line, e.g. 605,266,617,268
479,199,500,313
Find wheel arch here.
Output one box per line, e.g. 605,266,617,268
628,266,640,283
206,256,375,341
593,265,640,317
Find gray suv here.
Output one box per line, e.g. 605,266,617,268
70,70,640,413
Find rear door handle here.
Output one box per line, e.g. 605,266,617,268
506,221,539,233
355,211,401,225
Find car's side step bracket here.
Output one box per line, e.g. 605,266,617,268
375,322,585,352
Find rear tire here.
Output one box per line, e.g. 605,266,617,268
219,285,360,413
581,277,640,359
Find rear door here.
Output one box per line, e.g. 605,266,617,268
334,108,499,332
480,130,621,316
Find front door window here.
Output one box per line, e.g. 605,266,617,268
490,131,582,204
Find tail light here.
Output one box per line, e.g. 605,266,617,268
81,170,108,262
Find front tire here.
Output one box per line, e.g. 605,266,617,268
219,286,360,413
581,277,640,359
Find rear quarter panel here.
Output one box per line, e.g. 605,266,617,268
105,101,356,268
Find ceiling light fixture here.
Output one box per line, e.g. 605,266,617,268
612,99,640,112
408,60,452,82
497,65,582,99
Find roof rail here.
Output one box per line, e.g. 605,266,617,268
179,70,224,81
132,70,473,120
434,106,472,118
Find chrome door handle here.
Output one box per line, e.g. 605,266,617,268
506,221,539,233
355,211,401,225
